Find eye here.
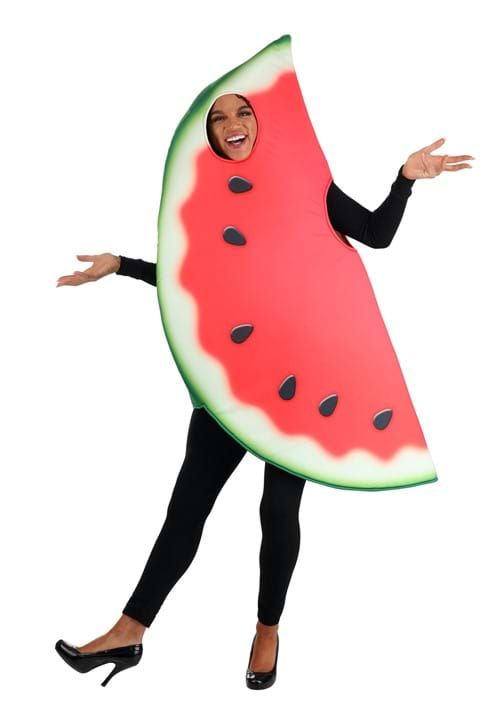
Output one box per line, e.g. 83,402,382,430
239,109,252,116
211,115,223,122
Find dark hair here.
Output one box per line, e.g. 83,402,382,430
206,93,254,159
235,93,254,113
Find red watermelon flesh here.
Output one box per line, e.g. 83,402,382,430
156,34,438,491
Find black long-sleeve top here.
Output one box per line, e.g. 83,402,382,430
116,164,416,287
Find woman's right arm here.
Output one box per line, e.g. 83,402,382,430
56,253,156,287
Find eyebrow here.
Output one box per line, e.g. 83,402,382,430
210,104,251,117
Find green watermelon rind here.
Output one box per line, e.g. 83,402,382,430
156,34,438,491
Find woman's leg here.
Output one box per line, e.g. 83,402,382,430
77,407,246,651
258,463,306,625
122,406,247,626
249,463,306,671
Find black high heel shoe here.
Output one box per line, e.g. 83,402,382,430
245,633,279,690
55,639,143,687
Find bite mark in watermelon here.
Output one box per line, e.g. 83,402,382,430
156,34,438,491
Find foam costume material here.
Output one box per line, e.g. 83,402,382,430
156,34,438,491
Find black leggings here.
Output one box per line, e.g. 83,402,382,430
122,406,306,627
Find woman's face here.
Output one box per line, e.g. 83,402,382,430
207,94,258,160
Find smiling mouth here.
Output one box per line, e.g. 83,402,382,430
225,134,248,150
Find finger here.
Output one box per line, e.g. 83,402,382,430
57,273,78,282
56,272,89,285
57,276,83,286
76,255,96,262
74,270,96,280
443,162,473,171
444,155,475,162
420,137,446,154
69,274,88,284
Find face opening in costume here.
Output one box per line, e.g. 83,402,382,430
205,93,258,161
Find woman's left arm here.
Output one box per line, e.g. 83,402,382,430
327,138,474,249
326,165,415,249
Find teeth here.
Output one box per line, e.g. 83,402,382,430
226,134,246,143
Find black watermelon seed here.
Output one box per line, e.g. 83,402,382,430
319,394,338,416
279,375,296,400
373,408,393,430
228,176,253,193
230,324,254,343
223,226,246,245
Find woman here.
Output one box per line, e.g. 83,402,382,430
55,92,474,688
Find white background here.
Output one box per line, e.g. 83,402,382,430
1,0,498,711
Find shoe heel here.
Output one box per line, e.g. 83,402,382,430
100,660,131,687
55,638,143,687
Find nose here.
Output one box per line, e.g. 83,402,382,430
225,126,245,138
227,115,244,128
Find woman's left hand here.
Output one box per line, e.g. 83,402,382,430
402,138,474,180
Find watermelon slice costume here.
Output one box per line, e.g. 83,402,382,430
156,33,438,492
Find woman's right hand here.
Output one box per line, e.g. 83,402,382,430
56,253,121,287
